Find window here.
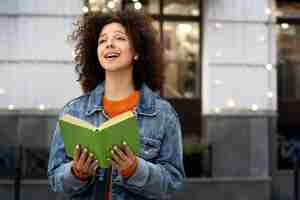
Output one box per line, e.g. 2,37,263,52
276,2,300,170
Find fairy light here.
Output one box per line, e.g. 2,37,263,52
214,107,221,113
265,64,273,71
107,1,115,9
267,91,273,98
192,9,199,16
134,2,142,10
82,6,89,13
226,98,236,108
8,104,15,110
251,104,259,111
38,104,46,111
215,23,223,29
265,8,272,16
281,23,289,30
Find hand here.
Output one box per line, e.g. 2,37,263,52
110,142,138,177
71,144,100,181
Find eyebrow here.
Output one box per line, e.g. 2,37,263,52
99,31,127,38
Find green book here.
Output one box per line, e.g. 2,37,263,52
59,111,140,168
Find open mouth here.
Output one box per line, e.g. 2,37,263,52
104,52,120,60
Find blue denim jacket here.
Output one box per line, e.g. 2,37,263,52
48,83,185,200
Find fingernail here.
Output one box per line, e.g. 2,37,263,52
111,150,114,154
84,148,88,152
89,153,93,157
123,141,127,145
76,144,80,149
95,160,98,163
113,146,118,150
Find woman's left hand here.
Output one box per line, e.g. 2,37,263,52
110,143,138,177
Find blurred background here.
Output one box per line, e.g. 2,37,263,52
0,0,300,199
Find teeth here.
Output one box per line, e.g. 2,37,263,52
105,52,120,58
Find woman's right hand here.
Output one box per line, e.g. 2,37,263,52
71,144,100,181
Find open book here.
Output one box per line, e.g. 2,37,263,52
59,111,140,168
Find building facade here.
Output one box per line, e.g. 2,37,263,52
0,0,298,199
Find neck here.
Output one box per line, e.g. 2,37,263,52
104,69,135,101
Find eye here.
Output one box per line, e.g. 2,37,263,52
98,39,106,44
115,36,127,41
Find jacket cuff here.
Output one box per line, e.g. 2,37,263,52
125,157,149,187
63,162,88,191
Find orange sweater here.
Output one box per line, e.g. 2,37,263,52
103,90,140,177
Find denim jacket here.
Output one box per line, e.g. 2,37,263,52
48,83,185,200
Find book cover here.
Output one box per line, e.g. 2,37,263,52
59,111,140,168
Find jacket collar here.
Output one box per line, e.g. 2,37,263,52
85,82,157,117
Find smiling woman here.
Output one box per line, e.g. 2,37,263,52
71,9,163,94
48,8,185,200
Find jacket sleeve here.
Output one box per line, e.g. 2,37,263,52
122,112,185,199
47,110,94,198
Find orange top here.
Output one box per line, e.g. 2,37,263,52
103,90,140,177
103,90,140,118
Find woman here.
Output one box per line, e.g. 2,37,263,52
48,8,185,200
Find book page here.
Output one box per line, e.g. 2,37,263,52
61,114,95,130
99,111,134,130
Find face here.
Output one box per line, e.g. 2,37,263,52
97,22,137,72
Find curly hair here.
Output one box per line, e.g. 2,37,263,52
71,8,164,93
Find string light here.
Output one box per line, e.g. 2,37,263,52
251,104,259,111
107,1,115,9
215,23,223,29
38,104,46,111
192,9,199,16
8,104,15,110
134,2,142,10
267,91,273,98
214,107,221,113
265,8,272,16
281,23,289,30
265,64,273,71
226,98,236,108
82,6,89,13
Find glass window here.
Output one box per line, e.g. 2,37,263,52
277,23,300,170
163,22,199,98
278,24,300,100
163,0,199,16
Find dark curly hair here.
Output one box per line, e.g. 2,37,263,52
71,8,164,93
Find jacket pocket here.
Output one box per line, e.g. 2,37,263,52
140,137,161,161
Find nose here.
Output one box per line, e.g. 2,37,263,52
106,38,114,49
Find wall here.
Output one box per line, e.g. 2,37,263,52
0,0,82,109
202,0,277,114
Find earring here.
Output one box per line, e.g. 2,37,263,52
134,55,138,60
